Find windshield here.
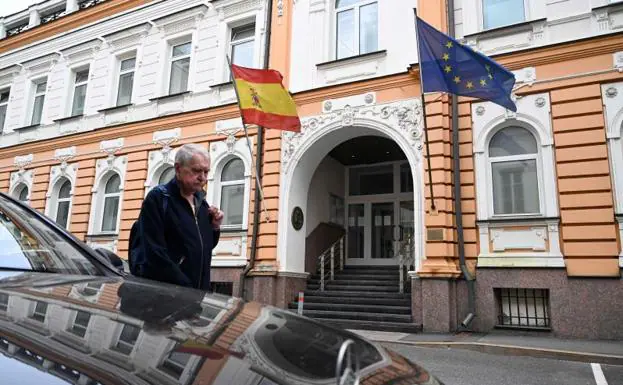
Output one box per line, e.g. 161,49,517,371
0,195,102,275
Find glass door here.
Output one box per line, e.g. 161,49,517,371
347,204,365,260
371,202,395,260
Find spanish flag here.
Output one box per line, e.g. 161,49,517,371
231,64,301,132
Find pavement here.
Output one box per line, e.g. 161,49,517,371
384,343,623,385
347,329,623,366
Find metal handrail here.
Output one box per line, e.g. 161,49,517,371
317,236,345,291
397,233,414,293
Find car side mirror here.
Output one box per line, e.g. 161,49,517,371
94,248,125,272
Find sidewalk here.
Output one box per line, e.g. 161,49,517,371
348,329,623,366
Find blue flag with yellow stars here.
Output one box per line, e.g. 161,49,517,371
416,16,517,112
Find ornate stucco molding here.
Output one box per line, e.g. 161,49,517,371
280,98,423,174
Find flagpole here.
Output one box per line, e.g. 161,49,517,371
226,55,270,223
413,8,436,212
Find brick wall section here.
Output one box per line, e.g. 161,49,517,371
550,84,620,276
118,151,149,258
252,129,281,265
97,282,122,310
423,97,453,255
458,100,479,268
29,165,49,212
71,159,96,241
419,93,461,277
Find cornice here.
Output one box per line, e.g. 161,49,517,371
408,33,623,73
0,103,243,161
0,0,152,56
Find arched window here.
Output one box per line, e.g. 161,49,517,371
488,126,540,215
55,178,72,229
101,174,121,232
219,158,245,227
335,0,378,60
159,166,175,185
15,183,29,203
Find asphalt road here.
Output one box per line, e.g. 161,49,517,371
383,343,623,385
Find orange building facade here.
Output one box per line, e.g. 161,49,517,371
0,0,621,339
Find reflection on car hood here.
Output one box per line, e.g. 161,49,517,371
0,272,441,385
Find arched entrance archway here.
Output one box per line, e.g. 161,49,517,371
277,98,425,274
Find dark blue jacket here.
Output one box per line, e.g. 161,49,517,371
133,178,220,290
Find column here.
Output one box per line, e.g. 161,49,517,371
0,18,6,39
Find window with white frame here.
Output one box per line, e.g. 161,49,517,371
483,0,525,30
14,183,29,203
488,126,540,216
169,41,191,95
30,301,47,322
116,57,136,106
0,88,10,132
159,166,175,185
31,79,47,125
159,347,191,379
54,178,72,229
335,0,378,60
101,174,122,232
0,293,8,312
112,323,140,355
219,158,245,228
230,23,256,68
71,68,89,116
68,310,91,338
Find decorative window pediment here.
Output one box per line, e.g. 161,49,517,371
153,4,208,37
145,128,182,195
103,22,152,53
60,39,103,65
21,53,60,77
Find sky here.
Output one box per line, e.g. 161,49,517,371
1,1,40,18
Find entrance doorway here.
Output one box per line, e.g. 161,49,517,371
342,160,414,265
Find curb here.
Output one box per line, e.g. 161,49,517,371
373,339,623,366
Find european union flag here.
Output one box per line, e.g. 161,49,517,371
416,16,517,112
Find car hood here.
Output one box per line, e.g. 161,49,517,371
0,272,441,385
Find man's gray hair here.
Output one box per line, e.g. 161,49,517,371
175,143,211,167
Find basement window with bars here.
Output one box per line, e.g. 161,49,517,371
495,288,550,330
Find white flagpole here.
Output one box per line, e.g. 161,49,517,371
226,55,270,223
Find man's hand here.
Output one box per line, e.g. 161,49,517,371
208,206,224,229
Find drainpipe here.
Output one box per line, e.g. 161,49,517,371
237,0,272,299
447,0,476,330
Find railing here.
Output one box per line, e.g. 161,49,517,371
78,0,107,10
41,9,67,25
397,234,414,294
317,236,345,291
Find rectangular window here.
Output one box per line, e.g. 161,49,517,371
102,195,120,232
496,288,550,329
71,69,89,116
160,348,191,379
231,24,256,68
0,293,8,311
335,0,378,60
30,301,47,322
112,323,140,355
31,80,47,125
116,57,136,106
0,89,9,132
329,194,345,226
169,42,191,94
68,311,91,337
491,159,539,215
483,0,525,30
349,164,393,196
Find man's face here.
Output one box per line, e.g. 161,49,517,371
176,154,210,194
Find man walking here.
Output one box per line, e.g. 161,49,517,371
130,143,223,291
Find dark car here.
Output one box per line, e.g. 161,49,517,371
0,192,443,385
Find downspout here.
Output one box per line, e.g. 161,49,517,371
237,0,272,299
447,0,476,330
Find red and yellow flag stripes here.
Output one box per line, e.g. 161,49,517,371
231,64,301,132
